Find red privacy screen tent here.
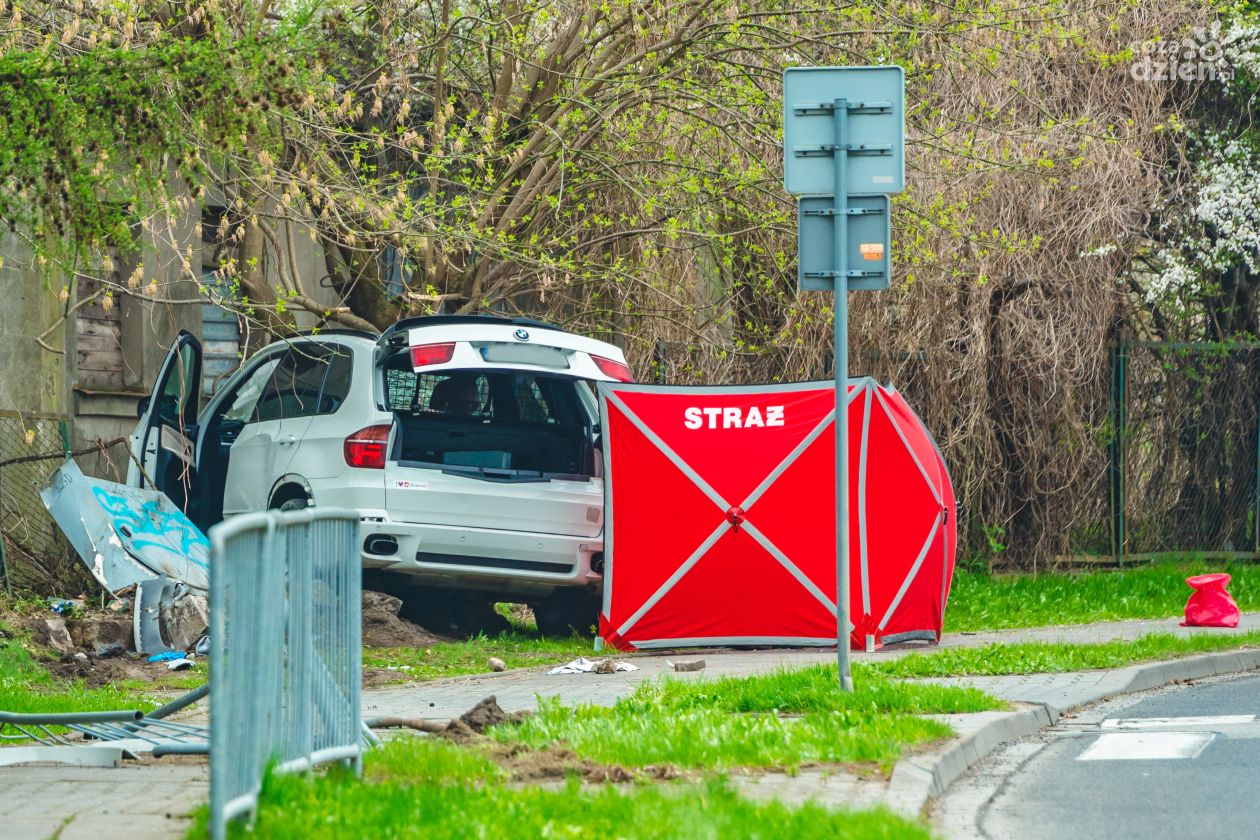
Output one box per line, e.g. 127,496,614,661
597,378,955,651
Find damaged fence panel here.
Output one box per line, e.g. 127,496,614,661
41,460,210,653
0,688,211,762
210,508,362,840
40,460,209,593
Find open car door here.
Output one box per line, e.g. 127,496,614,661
127,331,202,515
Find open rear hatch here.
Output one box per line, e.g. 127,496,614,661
375,318,626,539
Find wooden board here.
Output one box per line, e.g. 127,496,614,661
74,269,125,389
76,367,126,391
74,333,123,356
74,318,122,340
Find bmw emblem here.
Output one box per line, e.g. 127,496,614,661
513,328,530,342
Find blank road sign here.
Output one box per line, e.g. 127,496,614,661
797,194,891,292
783,66,905,196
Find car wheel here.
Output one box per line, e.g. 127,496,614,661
534,590,599,637
277,497,309,511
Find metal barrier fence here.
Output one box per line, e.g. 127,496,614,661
209,507,363,840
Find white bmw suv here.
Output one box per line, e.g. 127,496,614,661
126,315,633,634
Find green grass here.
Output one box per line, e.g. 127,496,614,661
189,738,931,840
0,639,157,715
364,734,505,784
866,630,1260,678
945,562,1260,632
618,662,1000,716
496,665,1001,771
363,631,590,681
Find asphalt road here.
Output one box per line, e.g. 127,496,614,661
936,673,1260,840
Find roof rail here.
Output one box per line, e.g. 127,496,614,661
293,327,380,340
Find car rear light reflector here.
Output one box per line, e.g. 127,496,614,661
344,424,391,469
410,342,455,368
592,354,634,382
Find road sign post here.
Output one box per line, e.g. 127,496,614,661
832,98,853,690
783,67,904,691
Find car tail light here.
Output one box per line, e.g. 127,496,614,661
592,354,634,382
344,424,391,469
410,342,455,368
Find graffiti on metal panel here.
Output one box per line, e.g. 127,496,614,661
90,486,210,570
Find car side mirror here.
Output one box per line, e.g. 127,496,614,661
136,395,151,418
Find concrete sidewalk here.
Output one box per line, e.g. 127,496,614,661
363,612,1260,721
0,761,206,840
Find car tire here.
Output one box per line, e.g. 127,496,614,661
534,590,599,637
276,496,309,511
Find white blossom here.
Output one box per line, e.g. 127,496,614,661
1221,23,1260,81
1145,248,1197,303
1079,243,1118,258
1142,134,1260,300
1190,136,1260,275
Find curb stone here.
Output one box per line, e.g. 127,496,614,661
881,648,1260,817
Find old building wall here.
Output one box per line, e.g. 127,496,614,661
0,203,333,591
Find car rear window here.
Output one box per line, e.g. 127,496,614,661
385,370,579,426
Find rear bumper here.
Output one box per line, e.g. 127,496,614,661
356,513,603,598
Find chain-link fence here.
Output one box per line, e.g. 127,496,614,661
1115,343,1260,557
0,413,128,594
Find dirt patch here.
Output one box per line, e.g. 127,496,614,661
460,695,510,730
42,652,165,689
440,718,481,744
368,695,531,745
369,696,683,784
362,667,405,689
369,696,530,741
484,741,682,784
362,590,449,648
65,616,132,656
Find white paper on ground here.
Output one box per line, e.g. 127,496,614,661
548,657,639,675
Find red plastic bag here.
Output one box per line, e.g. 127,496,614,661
1181,573,1240,628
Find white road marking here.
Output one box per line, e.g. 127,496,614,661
1077,732,1215,761
1101,715,1255,730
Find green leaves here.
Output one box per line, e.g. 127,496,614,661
0,28,314,263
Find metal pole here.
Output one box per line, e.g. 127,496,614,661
0,709,143,725
1117,343,1127,562
1108,342,1122,562
1254,396,1259,555
0,529,9,596
145,683,210,721
833,97,853,691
